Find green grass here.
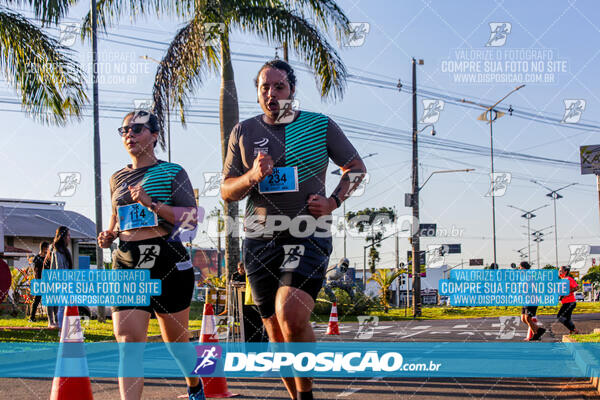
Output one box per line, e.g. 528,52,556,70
569,333,600,343
316,302,600,322
2,301,600,341
0,311,204,343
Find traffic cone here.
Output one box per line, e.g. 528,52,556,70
199,303,237,398
326,302,340,335
50,306,94,400
527,316,540,340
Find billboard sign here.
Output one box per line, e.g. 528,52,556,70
580,145,600,175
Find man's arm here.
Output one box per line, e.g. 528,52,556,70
331,157,367,204
221,152,273,202
307,157,367,217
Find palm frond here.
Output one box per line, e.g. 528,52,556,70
230,4,347,100
0,8,87,125
280,0,351,43
151,15,220,149
4,0,74,25
81,0,196,38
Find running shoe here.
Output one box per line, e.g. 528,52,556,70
530,327,546,341
188,383,206,400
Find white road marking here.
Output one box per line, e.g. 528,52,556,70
453,324,469,329
337,377,384,397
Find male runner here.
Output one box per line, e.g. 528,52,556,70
519,261,546,341
221,59,366,400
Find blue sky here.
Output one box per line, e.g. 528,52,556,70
1,0,599,269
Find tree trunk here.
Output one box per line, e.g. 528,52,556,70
220,34,240,277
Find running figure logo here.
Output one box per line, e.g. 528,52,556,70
561,99,586,124
170,206,203,242
133,99,153,111
497,316,520,339
486,22,511,47
420,100,444,124
136,245,161,268
214,316,232,341
65,317,84,340
427,245,448,268
345,22,370,47
192,345,222,375
485,172,512,197
275,99,299,124
281,245,305,271
55,172,81,197
203,23,225,46
199,172,223,197
569,245,591,270
355,316,379,339
346,172,370,197
59,23,79,47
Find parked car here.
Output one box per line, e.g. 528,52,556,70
575,292,585,302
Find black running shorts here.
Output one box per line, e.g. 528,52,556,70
521,306,538,316
243,235,332,319
111,236,195,314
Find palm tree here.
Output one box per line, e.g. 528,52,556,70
1,1,87,124
369,269,402,313
85,0,351,274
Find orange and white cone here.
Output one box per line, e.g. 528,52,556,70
326,302,340,335
527,316,540,340
50,306,94,400
199,303,237,398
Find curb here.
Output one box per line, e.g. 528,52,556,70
563,334,600,394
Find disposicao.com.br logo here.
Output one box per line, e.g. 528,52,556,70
223,351,441,374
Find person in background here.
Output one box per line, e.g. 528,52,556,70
558,265,579,334
518,261,546,341
28,241,49,322
44,226,73,329
231,262,268,342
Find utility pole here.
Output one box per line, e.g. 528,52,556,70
461,85,525,266
530,225,552,268
531,180,577,268
509,204,548,265
91,0,105,322
411,58,422,318
394,206,399,307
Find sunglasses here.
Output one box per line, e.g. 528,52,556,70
118,124,149,136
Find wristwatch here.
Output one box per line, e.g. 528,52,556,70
150,201,160,213
330,194,342,209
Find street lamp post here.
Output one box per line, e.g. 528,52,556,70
508,204,548,265
141,55,171,162
461,84,525,266
531,180,577,268
530,226,552,268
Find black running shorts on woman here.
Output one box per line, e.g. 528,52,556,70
112,236,194,314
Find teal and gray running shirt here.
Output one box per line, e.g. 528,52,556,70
223,111,359,237
110,161,196,233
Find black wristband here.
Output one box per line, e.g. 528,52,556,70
331,194,342,209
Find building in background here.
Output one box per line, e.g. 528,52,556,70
0,199,96,268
